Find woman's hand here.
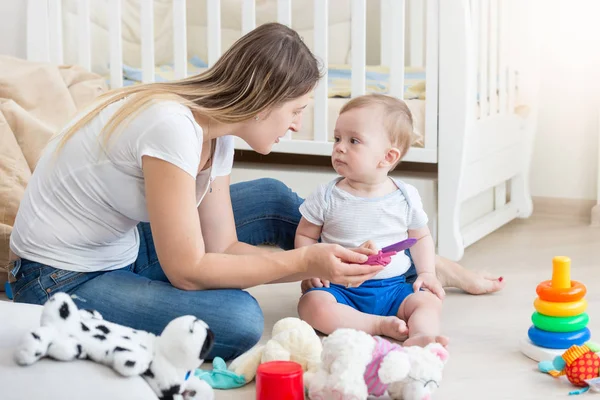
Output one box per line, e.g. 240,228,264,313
304,243,384,288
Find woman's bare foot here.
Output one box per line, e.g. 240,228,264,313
403,334,449,348
377,316,408,341
436,256,505,295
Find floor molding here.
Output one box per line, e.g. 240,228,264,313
532,196,596,223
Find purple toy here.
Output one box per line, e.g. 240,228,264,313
361,238,418,266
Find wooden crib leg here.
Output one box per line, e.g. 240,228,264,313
512,106,537,219
512,174,534,219
437,166,465,262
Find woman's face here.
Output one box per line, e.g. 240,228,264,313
238,92,311,155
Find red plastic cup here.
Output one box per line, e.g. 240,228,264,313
256,361,305,400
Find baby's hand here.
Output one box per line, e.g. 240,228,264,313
413,272,445,300
346,240,379,259
301,278,330,294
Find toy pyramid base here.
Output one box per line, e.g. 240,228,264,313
520,337,570,362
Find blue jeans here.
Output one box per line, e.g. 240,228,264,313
10,178,417,360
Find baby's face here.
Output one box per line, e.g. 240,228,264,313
331,105,392,181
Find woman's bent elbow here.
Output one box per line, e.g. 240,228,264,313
169,273,205,291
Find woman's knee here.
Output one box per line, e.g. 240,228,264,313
211,290,264,360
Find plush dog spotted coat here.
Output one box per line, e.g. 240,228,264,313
14,292,215,400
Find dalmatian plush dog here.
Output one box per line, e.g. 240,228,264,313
14,292,215,400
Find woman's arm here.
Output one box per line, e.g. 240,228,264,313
142,157,379,290
196,173,270,256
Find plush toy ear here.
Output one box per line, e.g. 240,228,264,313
426,343,449,364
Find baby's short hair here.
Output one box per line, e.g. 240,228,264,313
339,94,414,160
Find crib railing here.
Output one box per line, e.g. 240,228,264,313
26,0,439,162
27,0,515,164
471,0,518,119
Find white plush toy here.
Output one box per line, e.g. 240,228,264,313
229,317,322,382
14,292,215,400
305,329,449,400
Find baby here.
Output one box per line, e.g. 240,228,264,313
296,94,448,348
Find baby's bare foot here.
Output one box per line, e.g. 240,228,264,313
403,335,449,348
377,316,408,341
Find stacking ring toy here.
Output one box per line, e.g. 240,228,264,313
536,280,586,302
534,297,587,317
528,326,590,349
531,312,589,333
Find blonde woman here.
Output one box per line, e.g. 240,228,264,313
8,23,503,361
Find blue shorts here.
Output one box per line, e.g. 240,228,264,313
306,274,415,317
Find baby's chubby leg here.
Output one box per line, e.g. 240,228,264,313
398,291,449,347
298,291,408,341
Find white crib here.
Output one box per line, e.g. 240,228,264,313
25,0,537,261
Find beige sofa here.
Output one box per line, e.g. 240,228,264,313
0,56,159,399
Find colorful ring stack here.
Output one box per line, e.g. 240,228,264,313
528,257,591,350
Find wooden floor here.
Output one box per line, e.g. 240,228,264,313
218,211,600,400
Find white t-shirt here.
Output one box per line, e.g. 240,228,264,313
299,177,429,280
10,99,235,272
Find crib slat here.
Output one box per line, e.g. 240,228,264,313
173,0,187,79
48,0,63,64
351,0,366,97
409,0,423,67
508,70,516,113
507,0,516,112
380,0,391,67
389,0,405,99
488,0,498,116
207,0,221,67
27,0,50,62
140,0,155,83
277,0,292,27
479,0,489,118
313,0,328,143
242,0,256,34
78,0,91,71
424,0,438,151
498,0,507,114
277,0,291,141
108,0,123,89
471,0,479,118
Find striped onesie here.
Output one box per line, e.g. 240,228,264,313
299,177,428,280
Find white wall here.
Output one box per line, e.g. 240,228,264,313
0,0,26,58
527,0,600,201
0,0,598,201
